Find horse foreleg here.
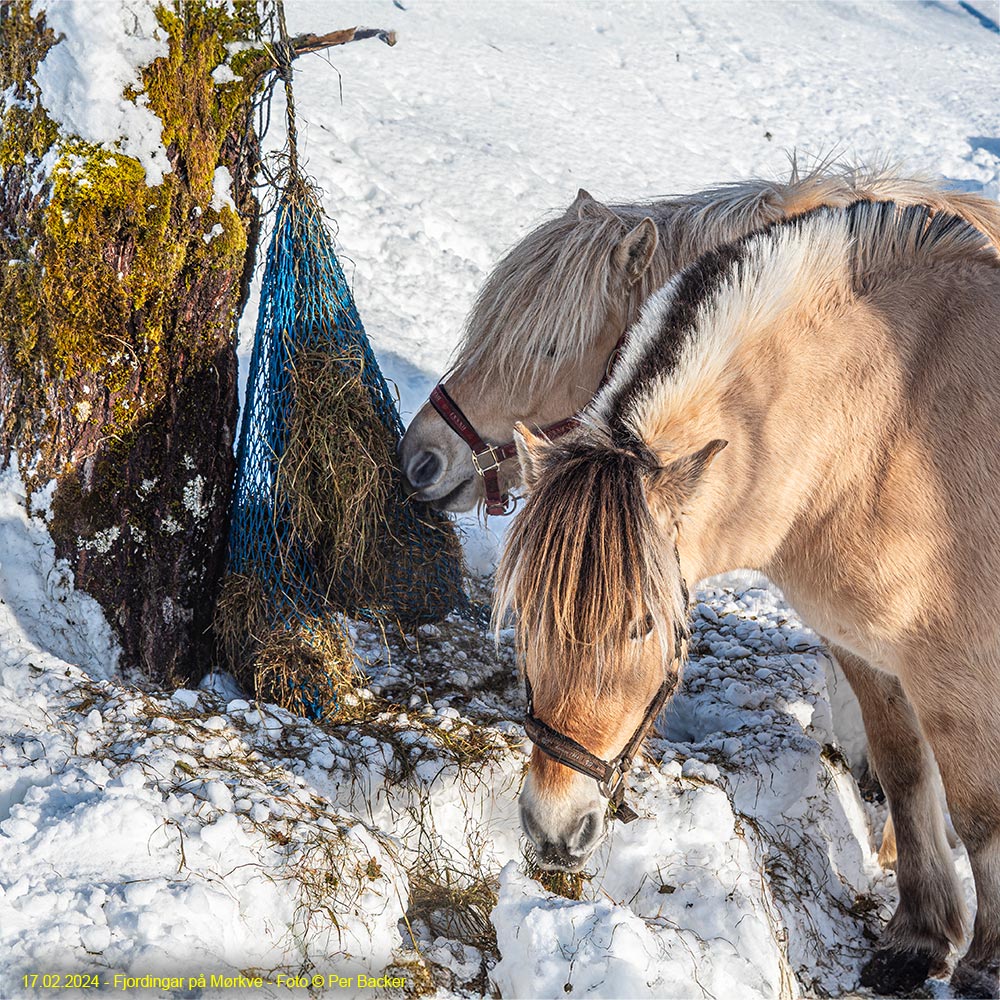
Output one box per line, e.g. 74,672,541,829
833,646,967,995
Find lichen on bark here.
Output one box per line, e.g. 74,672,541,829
0,0,269,684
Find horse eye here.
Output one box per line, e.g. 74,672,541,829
629,613,655,641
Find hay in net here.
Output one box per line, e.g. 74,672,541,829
252,617,358,723
217,177,470,718
277,348,395,572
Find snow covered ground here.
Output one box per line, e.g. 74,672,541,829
3,1,1000,998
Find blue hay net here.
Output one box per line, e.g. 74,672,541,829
228,183,468,641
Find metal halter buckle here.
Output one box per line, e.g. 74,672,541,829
598,765,627,802
471,445,505,477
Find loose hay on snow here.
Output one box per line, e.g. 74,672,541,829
408,864,499,957
522,845,591,901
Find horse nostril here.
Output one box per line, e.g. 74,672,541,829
406,449,442,490
570,809,604,854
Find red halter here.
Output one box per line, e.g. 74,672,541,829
428,335,628,515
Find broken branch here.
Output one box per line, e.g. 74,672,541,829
291,26,397,55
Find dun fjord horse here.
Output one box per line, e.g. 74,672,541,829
494,202,1000,999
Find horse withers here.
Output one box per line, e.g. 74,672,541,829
495,202,1000,998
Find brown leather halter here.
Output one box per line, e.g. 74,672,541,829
429,385,577,515
428,334,629,515
523,621,688,824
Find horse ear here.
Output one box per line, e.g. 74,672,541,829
650,439,728,512
612,217,658,283
513,421,547,491
573,189,620,223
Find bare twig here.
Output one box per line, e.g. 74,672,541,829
291,26,397,56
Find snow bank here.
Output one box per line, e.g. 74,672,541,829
0,678,407,998
0,462,119,680
33,0,170,185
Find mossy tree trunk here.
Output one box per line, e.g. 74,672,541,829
0,1,268,684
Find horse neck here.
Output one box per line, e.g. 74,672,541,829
656,299,893,583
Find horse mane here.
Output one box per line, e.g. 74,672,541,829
847,200,999,293
454,162,1000,392
599,200,1000,438
454,210,661,392
658,162,1000,268
493,428,686,706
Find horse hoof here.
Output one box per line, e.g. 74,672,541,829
950,961,999,999
859,947,935,996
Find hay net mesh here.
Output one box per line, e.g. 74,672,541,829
227,180,469,647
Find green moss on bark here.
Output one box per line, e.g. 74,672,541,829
0,0,269,683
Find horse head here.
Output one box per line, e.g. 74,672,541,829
399,190,660,512
495,421,725,869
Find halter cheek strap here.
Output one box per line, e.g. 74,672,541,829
429,384,577,515
523,622,688,824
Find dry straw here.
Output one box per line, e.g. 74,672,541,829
277,348,395,589
276,345,465,614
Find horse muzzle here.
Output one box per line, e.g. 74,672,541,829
520,790,607,872
398,411,482,511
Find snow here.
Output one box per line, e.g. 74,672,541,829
0,461,119,680
3,1,999,998
211,166,236,212
32,0,170,186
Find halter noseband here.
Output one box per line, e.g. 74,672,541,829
428,333,629,516
523,622,688,824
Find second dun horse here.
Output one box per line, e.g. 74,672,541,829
494,202,1000,998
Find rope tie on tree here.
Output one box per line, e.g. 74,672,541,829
275,0,298,180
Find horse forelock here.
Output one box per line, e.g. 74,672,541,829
494,429,685,709
454,211,631,391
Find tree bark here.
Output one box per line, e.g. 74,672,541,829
0,1,268,685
